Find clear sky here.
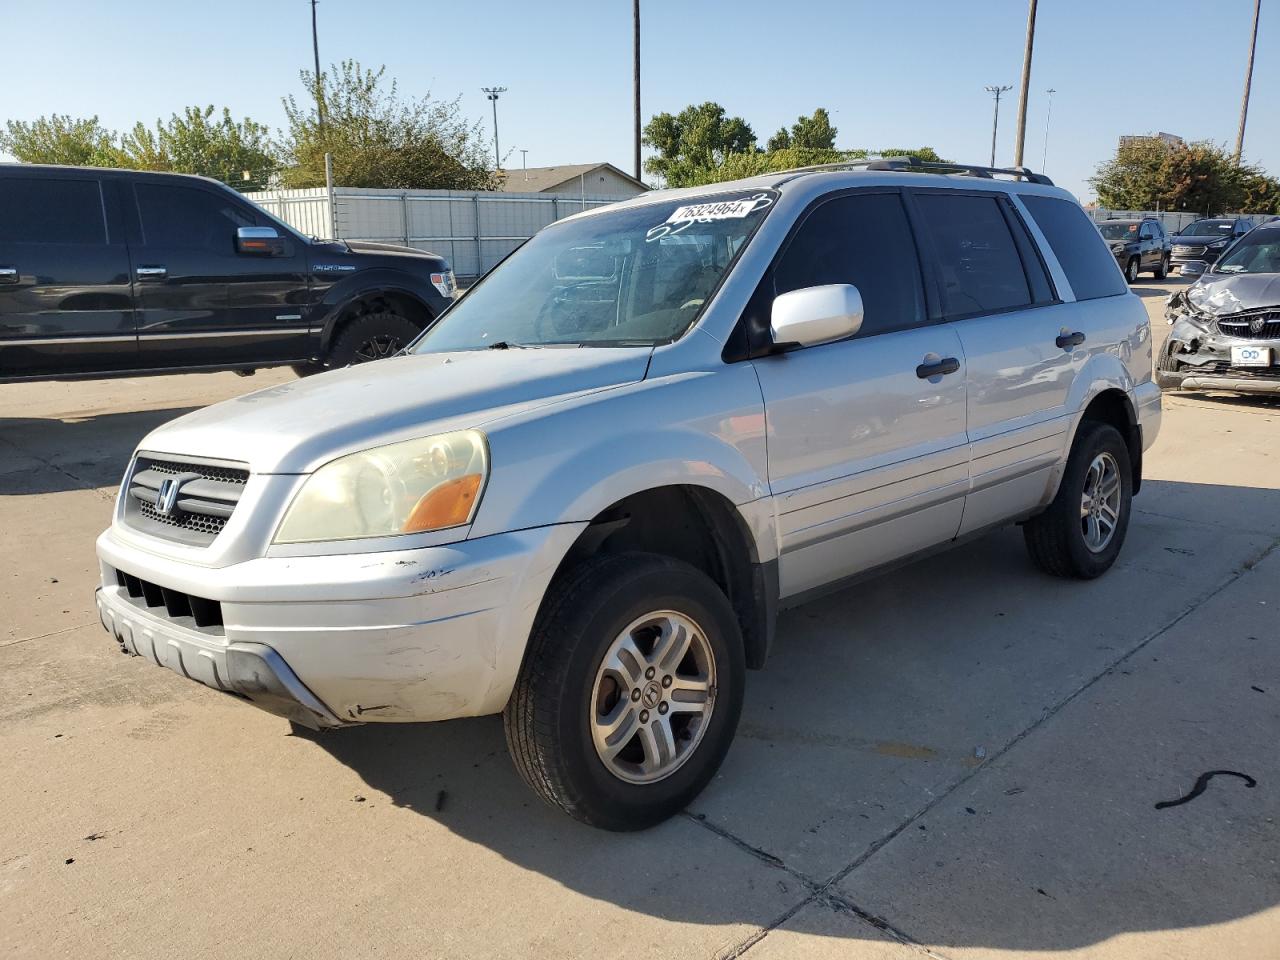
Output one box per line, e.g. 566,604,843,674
3,0,1274,202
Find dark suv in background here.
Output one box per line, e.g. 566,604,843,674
1096,217,1170,282
0,165,455,383
1170,217,1254,276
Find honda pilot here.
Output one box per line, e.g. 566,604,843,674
94,158,1161,830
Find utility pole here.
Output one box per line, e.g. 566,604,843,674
1012,0,1038,168
1234,0,1262,165
1041,88,1056,172
633,0,642,181
985,84,1012,167
520,149,528,181
482,87,507,170
310,0,326,133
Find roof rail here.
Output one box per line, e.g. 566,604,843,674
781,155,1054,187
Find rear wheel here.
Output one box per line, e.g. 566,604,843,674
1125,257,1141,283
504,552,745,831
1023,421,1132,579
327,310,421,368
1154,255,1169,280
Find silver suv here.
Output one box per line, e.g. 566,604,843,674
95,158,1162,830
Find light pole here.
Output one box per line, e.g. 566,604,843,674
1041,88,1056,172
520,149,528,181
1234,0,1262,165
310,0,324,133
482,86,507,170
984,84,1012,168
1012,0,1039,168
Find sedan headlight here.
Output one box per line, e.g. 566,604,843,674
273,430,488,544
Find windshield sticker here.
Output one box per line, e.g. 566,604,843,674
646,192,774,242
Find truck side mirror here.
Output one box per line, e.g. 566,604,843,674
236,226,284,256
770,284,864,350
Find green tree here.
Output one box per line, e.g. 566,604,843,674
120,106,279,190
0,114,124,167
1091,138,1280,213
642,102,756,187
674,145,948,187
280,60,495,190
766,108,838,153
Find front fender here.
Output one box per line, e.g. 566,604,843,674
314,269,443,345
472,365,776,562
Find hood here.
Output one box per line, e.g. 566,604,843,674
139,348,652,473
1173,234,1232,244
1188,272,1280,316
343,239,443,260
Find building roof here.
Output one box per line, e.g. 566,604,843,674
497,162,647,194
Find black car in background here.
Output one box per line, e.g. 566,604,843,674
1096,217,1171,283
1169,217,1254,276
0,165,456,383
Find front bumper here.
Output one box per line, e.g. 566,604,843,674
1159,316,1280,395
95,522,585,726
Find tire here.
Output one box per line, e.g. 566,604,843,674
1155,340,1183,390
1023,421,1133,580
326,310,421,367
504,552,746,831
1154,255,1168,280
1125,257,1141,283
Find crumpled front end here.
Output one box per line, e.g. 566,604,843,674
1160,285,1280,394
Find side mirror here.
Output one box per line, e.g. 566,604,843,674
771,283,864,349
236,225,284,256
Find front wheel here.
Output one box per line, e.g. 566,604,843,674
1023,421,1133,579
1125,257,1142,283
504,552,745,831
1154,255,1169,280
327,310,421,368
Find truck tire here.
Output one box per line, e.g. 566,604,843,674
327,310,421,367
504,552,745,831
1023,421,1132,579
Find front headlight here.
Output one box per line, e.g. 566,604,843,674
273,430,489,544
1208,239,1229,249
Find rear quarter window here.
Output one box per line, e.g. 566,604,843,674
1021,196,1127,301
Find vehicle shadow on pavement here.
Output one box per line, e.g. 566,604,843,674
0,407,199,495
301,477,1280,952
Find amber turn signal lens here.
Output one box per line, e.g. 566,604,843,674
403,474,483,532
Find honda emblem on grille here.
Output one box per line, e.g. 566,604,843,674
155,478,181,516
1251,317,1266,335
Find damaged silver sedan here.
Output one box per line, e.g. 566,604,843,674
1159,222,1280,395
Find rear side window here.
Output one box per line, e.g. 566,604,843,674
774,192,925,337
1021,195,1127,300
135,183,254,252
0,177,106,245
914,194,1038,317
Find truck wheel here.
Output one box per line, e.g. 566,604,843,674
1154,255,1168,280
504,552,745,831
1125,258,1141,283
327,310,421,367
1023,421,1132,580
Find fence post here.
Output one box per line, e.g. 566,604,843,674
474,193,482,278
402,193,411,245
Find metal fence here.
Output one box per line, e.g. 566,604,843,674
1086,207,1267,234
246,186,619,280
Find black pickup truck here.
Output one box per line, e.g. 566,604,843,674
0,164,455,382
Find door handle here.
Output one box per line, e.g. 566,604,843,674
916,357,960,379
0,267,17,284
1056,331,1086,349
136,265,167,281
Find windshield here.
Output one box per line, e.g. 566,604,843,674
1179,219,1234,236
413,190,776,351
1098,222,1140,240
1214,227,1280,275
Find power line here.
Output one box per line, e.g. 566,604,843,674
1041,88,1056,172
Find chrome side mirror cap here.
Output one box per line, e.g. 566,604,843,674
237,225,284,256
770,283,864,349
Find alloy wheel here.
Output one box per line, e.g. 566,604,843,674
1080,451,1122,552
590,610,717,784
353,334,403,363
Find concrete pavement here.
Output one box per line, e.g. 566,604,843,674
2,278,1277,959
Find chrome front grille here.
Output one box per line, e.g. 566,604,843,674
1217,312,1280,340
1172,244,1206,257
123,454,249,546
